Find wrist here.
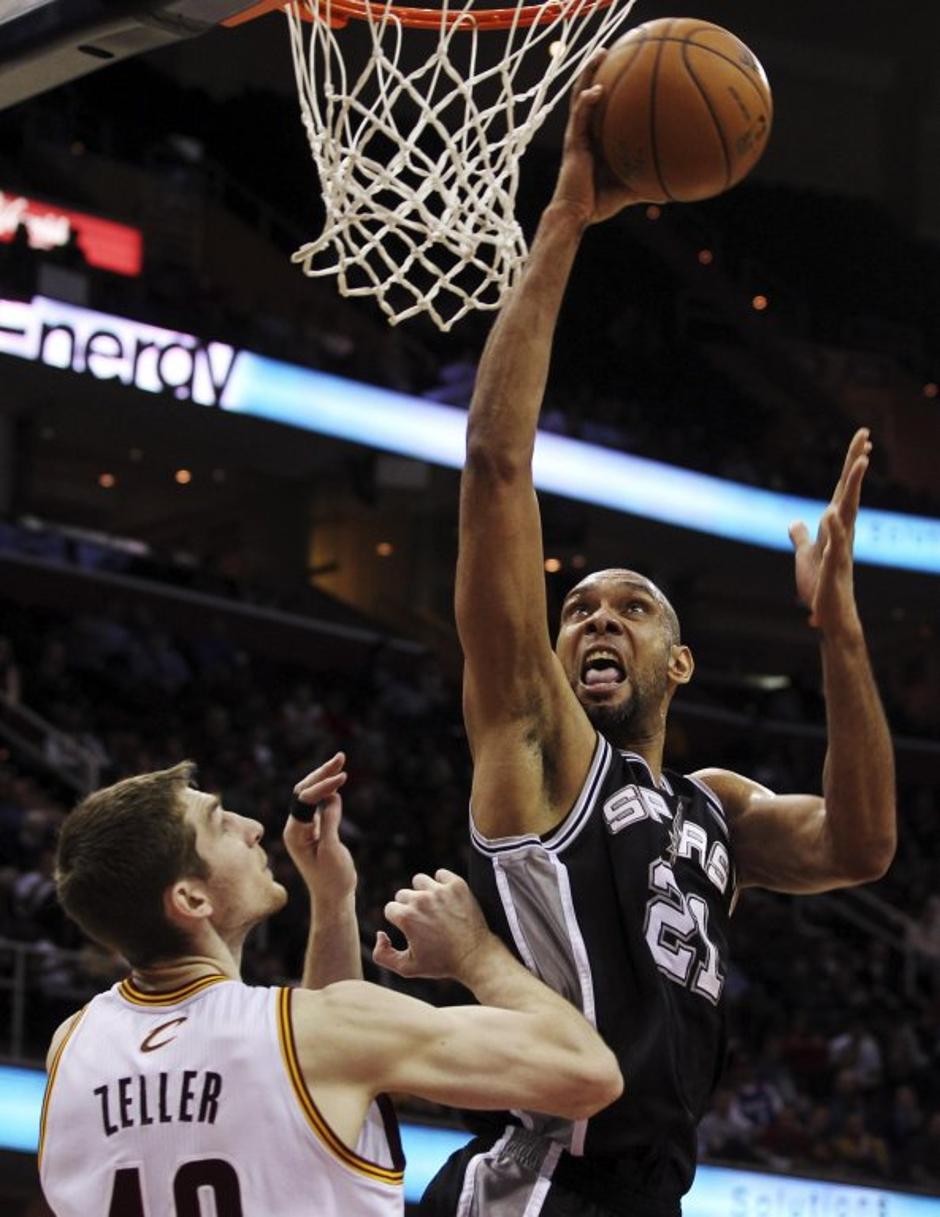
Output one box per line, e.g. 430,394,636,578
451,931,504,991
309,890,357,926
540,199,591,237
818,616,866,650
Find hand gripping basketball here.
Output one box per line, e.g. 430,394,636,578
551,51,643,226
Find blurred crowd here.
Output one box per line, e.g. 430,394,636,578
1,590,939,1193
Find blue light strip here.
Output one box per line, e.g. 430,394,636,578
2,295,939,573
227,351,940,573
0,1065,47,1153
4,1066,939,1211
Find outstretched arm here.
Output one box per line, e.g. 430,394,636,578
292,871,622,1147
283,752,362,987
698,430,896,892
458,57,640,833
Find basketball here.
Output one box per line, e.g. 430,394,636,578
591,17,773,204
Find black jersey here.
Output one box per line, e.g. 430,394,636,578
462,733,735,1209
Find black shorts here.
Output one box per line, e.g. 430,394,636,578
420,1129,683,1217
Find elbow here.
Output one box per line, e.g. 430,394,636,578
863,837,897,882
844,834,896,885
561,1048,624,1120
464,434,532,484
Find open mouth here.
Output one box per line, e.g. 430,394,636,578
580,651,627,690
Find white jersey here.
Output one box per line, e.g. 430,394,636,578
39,973,405,1217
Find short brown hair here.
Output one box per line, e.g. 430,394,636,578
56,762,209,967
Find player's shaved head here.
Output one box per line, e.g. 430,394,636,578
565,569,681,646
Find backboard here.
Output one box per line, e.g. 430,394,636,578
0,0,257,111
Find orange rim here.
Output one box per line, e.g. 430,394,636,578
224,0,617,32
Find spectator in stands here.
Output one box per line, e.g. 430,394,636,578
697,1088,758,1163
829,1017,883,1091
911,1114,940,1189
882,1085,924,1182
831,1110,890,1179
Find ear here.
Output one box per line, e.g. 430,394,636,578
164,877,213,931
668,643,694,688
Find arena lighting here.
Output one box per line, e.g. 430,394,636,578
2,295,940,575
3,1065,940,1212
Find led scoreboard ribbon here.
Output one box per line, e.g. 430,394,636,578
2,295,939,575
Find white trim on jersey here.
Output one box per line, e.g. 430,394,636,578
470,734,613,857
522,1140,562,1217
455,1126,515,1217
550,854,597,1157
684,774,730,837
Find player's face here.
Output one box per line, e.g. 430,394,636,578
555,570,687,744
183,789,287,938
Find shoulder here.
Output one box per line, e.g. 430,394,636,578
45,1009,84,1071
689,767,774,822
288,981,443,1087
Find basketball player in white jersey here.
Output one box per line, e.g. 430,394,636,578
423,55,898,1217
40,751,622,1217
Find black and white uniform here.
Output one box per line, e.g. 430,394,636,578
423,734,735,1217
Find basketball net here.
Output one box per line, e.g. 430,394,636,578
282,0,640,329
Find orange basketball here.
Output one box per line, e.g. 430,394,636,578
591,17,773,203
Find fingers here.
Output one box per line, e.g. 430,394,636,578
570,48,607,108
318,798,342,842
290,753,347,824
788,521,810,552
568,80,604,146
294,751,346,798
372,930,413,976
564,49,607,147
833,429,871,505
838,453,868,529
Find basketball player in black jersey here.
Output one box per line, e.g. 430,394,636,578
421,55,897,1217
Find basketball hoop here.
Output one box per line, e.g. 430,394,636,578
226,0,640,329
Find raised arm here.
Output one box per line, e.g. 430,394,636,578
697,430,896,893
283,752,362,987
457,57,639,832
291,871,622,1146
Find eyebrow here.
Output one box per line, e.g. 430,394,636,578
205,795,221,823
563,583,657,607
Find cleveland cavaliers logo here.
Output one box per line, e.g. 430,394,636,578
140,1017,188,1053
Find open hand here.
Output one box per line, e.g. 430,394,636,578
373,869,490,980
788,428,871,634
551,50,643,226
283,751,356,906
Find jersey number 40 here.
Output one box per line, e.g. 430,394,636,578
109,1158,242,1216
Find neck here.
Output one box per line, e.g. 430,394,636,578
614,733,665,781
588,710,666,779
131,950,240,993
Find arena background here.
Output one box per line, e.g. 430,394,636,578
1,0,940,1213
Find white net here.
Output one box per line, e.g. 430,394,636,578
285,0,639,329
